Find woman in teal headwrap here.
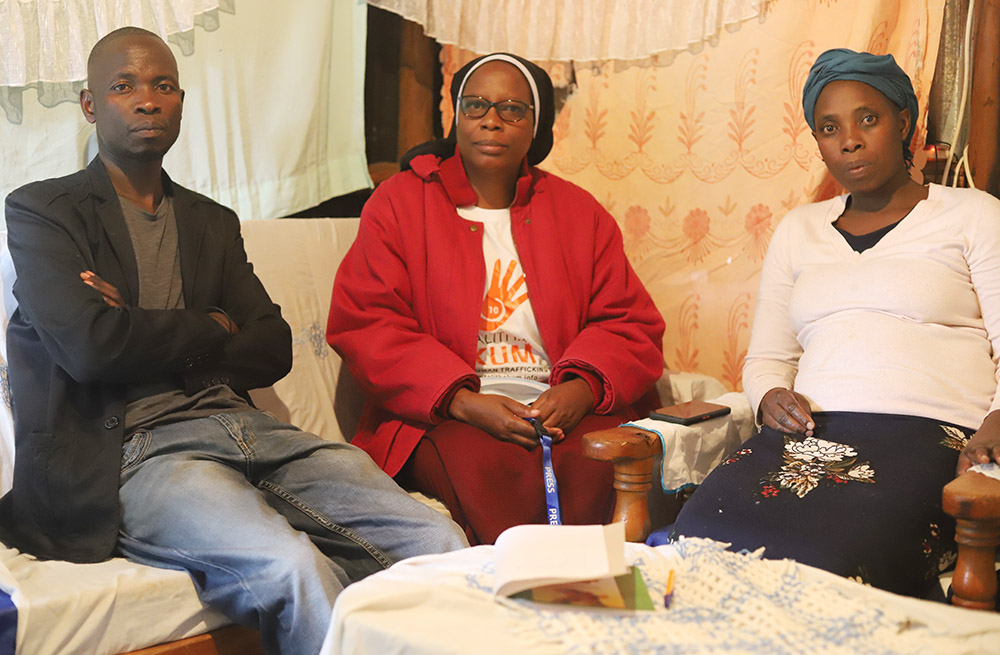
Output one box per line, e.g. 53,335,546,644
670,48,1000,597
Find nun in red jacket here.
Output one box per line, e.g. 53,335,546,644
327,52,665,545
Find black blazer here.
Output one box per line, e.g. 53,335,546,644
0,158,292,562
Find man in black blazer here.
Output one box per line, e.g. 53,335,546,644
1,26,466,654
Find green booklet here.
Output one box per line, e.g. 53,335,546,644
511,565,655,610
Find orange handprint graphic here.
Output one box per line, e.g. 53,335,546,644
480,259,529,330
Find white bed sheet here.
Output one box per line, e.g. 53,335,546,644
0,544,226,655
322,539,1000,655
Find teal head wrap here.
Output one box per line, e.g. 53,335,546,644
802,48,919,163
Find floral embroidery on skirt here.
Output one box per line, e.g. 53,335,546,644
922,521,958,581
939,424,970,452
671,412,972,597
761,436,876,498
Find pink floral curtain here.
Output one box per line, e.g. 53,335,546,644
442,0,945,389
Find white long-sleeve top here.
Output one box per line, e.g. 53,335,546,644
743,183,1000,431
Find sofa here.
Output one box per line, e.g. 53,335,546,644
0,218,373,655
0,217,734,655
0,217,997,655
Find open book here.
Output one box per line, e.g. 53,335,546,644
494,523,654,610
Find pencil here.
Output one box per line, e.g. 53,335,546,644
663,569,675,608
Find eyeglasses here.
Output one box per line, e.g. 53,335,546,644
459,96,534,123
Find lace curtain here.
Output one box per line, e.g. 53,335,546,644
0,1,372,222
0,0,233,123
366,0,767,63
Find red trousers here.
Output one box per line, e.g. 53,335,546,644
398,413,632,545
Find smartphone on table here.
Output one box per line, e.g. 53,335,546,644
649,400,731,425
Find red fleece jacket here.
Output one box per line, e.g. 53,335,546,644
327,151,665,475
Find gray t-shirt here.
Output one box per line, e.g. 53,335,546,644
119,193,248,435
119,193,184,311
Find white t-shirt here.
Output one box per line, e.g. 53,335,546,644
743,184,1000,431
457,205,551,403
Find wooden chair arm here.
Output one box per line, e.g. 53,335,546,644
582,426,662,542
942,470,1000,610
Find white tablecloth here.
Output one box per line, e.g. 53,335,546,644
322,539,1000,655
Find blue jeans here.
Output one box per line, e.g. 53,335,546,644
117,410,467,655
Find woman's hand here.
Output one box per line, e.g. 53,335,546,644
958,411,1000,474
448,388,544,449
532,377,595,435
759,387,815,436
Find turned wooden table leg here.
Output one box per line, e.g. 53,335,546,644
951,517,1000,610
607,454,655,543
942,471,1000,610
582,427,662,543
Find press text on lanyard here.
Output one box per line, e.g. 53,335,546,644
527,417,562,525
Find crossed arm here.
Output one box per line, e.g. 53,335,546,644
81,269,239,335
6,187,290,393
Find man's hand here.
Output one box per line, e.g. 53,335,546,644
448,388,546,449
80,270,124,308
207,311,240,335
958,411,1000,474
532,377,594,435
759,387,815,436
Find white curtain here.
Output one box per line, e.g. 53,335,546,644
0,0,231,123
0,0,372,222
366,0,767,63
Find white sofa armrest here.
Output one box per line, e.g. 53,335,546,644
627,390,755,493
661,370,730,405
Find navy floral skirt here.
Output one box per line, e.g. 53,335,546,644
670,412,970,597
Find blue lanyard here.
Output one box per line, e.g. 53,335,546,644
528,418,562,525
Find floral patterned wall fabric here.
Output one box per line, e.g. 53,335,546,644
441,0,945,391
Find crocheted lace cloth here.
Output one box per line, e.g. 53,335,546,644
324,539,1000,655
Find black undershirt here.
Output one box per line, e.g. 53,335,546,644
834,218,902,253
